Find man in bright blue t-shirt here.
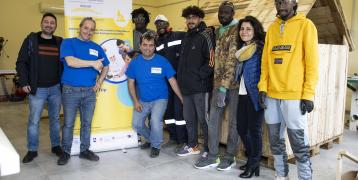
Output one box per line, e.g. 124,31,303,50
126,31,183,158
57,17,109,165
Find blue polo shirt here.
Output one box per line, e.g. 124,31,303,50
126,54,175,102
60,38,109,87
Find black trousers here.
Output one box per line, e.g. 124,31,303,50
163,87,187,144
237,95,264,165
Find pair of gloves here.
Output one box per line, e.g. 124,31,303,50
258,91,314,115
217,89,314,115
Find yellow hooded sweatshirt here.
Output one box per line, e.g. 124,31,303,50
258,13,319,100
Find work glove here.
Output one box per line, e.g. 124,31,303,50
217,87,227,108
300,99,314,115
258,91,267,109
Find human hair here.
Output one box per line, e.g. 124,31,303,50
182,6,205,18
41,12,57,23
140,30,157,44
131,7,150,24
116,39,125,46
237,16,266,53
219,1,235,12
79,17,96,28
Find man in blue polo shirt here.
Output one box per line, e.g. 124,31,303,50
57,17,109,165
126,31,183,158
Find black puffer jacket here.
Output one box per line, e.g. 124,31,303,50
177,22,215,95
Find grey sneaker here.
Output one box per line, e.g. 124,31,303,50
175,143,186,153
194,156,220,169
177,145,200,156
217,156,236,171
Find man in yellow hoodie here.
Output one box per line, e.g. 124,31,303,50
257,0,318,179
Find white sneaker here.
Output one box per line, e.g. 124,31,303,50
275,175,289,180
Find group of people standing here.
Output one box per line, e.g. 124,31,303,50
16,0,318,179
128,0,318,179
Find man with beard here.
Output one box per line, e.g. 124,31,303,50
176,6,214,159
16,13,63,163
154,14,187,152
131,7,152,52
258,0,318,179
57,17,109,165
194,1,240,171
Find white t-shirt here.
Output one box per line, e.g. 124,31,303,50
239,74,248,95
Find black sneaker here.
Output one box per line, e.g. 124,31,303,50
79,149,99,161
51,146,63,157
57,152,70,165
22,151,38,163
140,142,151,149
150,147,160,158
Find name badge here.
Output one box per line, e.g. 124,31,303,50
274,58,283,64
89,49,98,57
151,67,162,74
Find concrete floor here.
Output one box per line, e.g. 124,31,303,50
0,100,357,180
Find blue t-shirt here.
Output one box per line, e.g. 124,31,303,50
60,38,110,87
126,54,176,102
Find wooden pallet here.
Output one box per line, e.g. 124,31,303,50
237,135,343,169
308,135,343,155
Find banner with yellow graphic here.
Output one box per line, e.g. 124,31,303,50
64,0,137,155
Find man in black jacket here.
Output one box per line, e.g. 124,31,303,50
16,13,63,163
176,6,215,157
154,14,187,152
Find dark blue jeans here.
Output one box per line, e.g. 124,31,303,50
27,84,61,151
237,95,264,166
61,85,96,154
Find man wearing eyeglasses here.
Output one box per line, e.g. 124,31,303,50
131,7,153,52
176,6,214,159
258,0,318,179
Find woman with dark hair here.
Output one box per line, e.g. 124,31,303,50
234,15,265,178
